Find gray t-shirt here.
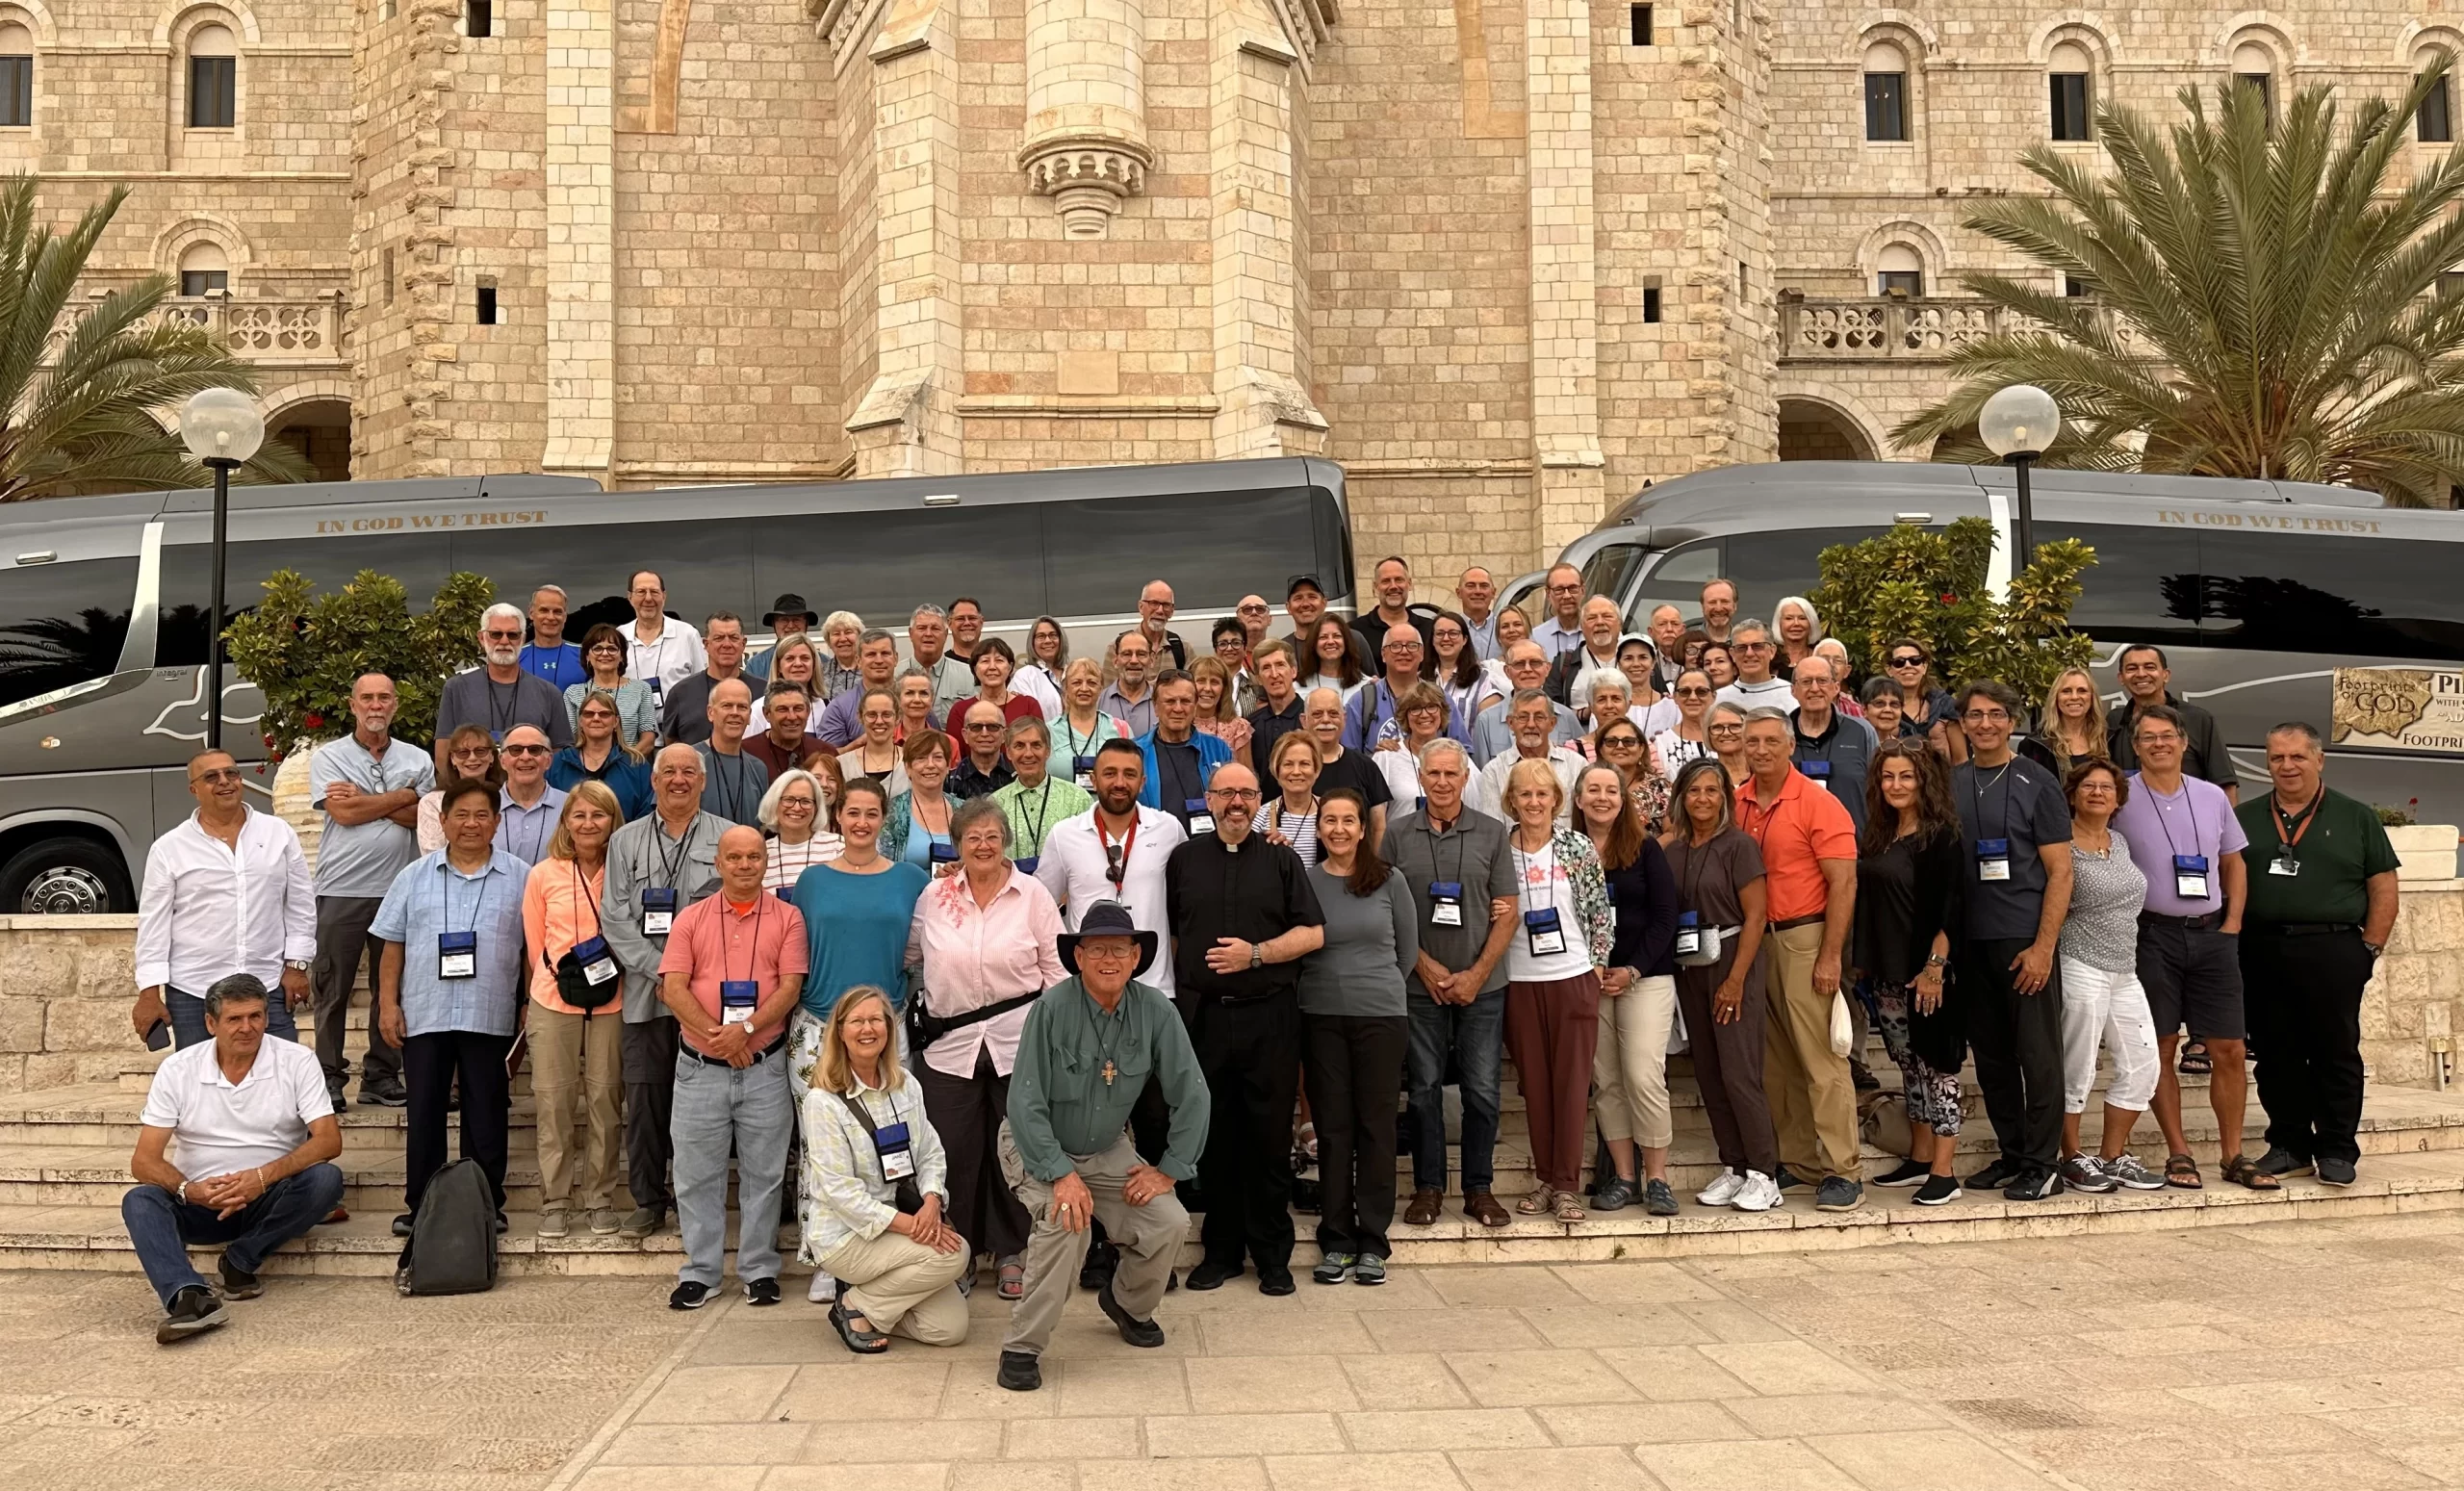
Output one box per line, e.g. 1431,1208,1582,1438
436,668,573,750
1381,807,1518,998
1296,863,1420,1018
309,736,435,898
1951,756,2073,942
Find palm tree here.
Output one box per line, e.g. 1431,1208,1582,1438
0,174,310,501
1894,64,2464,505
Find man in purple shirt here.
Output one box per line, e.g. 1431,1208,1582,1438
2115,705,2255,1190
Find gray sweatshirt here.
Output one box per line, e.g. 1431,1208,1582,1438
1296,863,1422,1018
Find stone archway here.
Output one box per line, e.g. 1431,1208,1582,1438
1778,397,1879,462
267,397,350,482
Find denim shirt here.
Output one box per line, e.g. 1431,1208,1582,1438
369,848,530,1038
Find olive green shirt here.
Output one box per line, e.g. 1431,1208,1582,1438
2235,784,2400,928
1006,975,1211,1183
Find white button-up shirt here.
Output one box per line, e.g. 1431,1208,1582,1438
140,1036,333,1183
908,868,1066,1079
1034,804,1186,996
617,616,706,697
136,808,316,994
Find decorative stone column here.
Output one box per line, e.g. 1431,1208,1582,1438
1019,0,1152,238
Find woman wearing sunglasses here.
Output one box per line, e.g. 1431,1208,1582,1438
1651,667,1719,778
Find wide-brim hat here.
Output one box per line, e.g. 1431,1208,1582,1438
1057,899,1160,979
764,593,820,628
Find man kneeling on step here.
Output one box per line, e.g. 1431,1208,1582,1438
995,900,1211,1392
123,974,345,1344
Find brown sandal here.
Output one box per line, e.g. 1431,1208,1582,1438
2164,1152,2203,1190
1464,1190,1511,1228
1403,1188,1443,1226
1515,1186,1554,1216
1553,1191,1587,1222
2220,1153,2281,1191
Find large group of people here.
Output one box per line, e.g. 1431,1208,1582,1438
122,559,2401,1385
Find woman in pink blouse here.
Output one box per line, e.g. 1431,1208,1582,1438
908,794,1065,1300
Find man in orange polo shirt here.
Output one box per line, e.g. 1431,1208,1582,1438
1733,707,1862,1212
657,824,809,1310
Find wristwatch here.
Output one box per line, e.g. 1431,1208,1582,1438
175,1180,191,1204
2362,939,2385,960
284,959,312,973
1248,943,1264,970
739,1017,757,1037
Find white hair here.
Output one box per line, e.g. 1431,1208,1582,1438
821,609,863,636
757,768,824,833
481,602,526,630
1417,737,1472,773
1579,667,1629,702
1774,595,1824,640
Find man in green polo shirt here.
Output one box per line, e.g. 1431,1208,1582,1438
2234,722,2400,1189
995,900,1209,1392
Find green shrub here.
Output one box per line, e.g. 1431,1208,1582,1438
222,568,494,759
1810,517,2097,710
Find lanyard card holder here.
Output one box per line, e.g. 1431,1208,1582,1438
1072,754,1095,788
1976,837,2013,883
1429,880,1465,927
1185,797,1217,835
2173,854,2212,900
1799,759,1833,791
720,979,759,1026
2271,850,2300,877
1525,907,1567,956
1015,854,1040,875
641,886,678,937
438,930,477,980
873,1119,917,1180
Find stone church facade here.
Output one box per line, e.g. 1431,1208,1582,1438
8,1,2451,580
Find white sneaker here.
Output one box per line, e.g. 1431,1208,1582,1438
1695,1170,1746,1207
807,1272,836,1304
1732,1170,1784,1212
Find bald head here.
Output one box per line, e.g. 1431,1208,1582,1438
708,679,753,746
716,824,768,896
500,725,551,787
1206,761,1260,845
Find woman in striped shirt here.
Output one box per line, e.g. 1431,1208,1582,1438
760,769,842,893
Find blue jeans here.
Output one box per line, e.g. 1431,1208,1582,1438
120,1164,345,1308
671,1049,792,1288
168,985,299,1048
1404,984,1505,1194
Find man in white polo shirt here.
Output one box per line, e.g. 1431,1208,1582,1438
122,974,344,1345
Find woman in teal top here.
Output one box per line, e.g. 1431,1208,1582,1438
563,624,658,758
883,731,960,869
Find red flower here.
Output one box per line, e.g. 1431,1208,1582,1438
303,711,326,730
1938,593,1959,605
262,733,275,746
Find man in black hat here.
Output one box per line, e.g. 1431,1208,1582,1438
1282,573,1370,671
746,593,820,682
997,900,1210,1392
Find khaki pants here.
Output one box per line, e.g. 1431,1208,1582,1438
820,1229,971,1345
1592,973,1678,1148
529,1005,624,1213
1760,922,1861,1182
999,1123,1188,1358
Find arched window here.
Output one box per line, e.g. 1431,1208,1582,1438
2049,40,2092,141
188,22,236,129
0,22,30,129
1877,244,1924,298
1864,41,1909,141
2232,39,2275,116
2419,47,2455,143
177,242,229,297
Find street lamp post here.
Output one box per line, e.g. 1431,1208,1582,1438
1979,384,2061,574
178,388,266,751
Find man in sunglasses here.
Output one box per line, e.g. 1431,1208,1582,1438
435,604,575,773
492,726,567,866
133,750,317,1051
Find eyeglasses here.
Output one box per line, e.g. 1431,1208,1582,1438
1734,641,1772,653
589,643,622,654
1076,945,1137,963
1674,686,1711,698
1208,787,1261,802
1708,724,1744,735
1384,641,1422,653
192,768,244,785
483,630,524,642
501,744,549,757
1962,709,2014,724
1887,655,1925,668
963,722,1006,733
1601,736,1643,751
1237,603,1268,614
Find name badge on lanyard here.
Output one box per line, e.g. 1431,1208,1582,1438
1524,907,1567,956
1015,855,1040,876
720,979,758,1023
1185,797,1216,836
572,934,619,987
1976,837,2013,883
641,886,678,937
1800,759,1833,791
438,930,477,980
1429,880,1465,928
1072,754,1095,789
2174,854,2211,900
1674,909,1702,958
874,1119,916,1181
2271,851,2300,878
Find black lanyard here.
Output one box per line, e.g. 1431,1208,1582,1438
1159,738,1202,810
1970,762,2015,844
1510,838,1559,919
727,897,763,986
651,818,693,887
1019,778,1057,850
709,751,755,823
572,860,603,940
438,856,491,936
486,677,519,737
508,798,552,861
2144,776,2202,861
1422,812,1467,890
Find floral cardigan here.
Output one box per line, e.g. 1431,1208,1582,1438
1532,825,1615,970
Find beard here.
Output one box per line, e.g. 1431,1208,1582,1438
1097,786,1139,815
485,644,522,667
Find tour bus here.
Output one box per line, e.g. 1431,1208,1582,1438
1521,460,2464,829
0,457,1354,913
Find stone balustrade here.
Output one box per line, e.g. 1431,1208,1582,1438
46,293,349,370
1777,294,2154,363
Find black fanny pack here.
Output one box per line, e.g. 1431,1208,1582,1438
552,867,622,1012
907,988,1041,1056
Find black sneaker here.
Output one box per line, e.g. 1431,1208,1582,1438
1184,1259,1242,1291
2318,1157,2357,1187
1258,1267,1296,1297
1589,1177,1637,1212
1773,1167,1810,1192
1871,1160,1931,1188
1643,1179,1679,1217
744,1277,782,1307
217,1254,263,1300
2004,1168,2065,1202
1814,1177,1863,1212
359,1075,409,1108
391,1213,414,1239
1912,1173,1963,1206
1078,1237,1119,1291
1966,1155,2027,1192
669,1280,713,1311
2256,1145,2316,1178
1097,1279,1167,1347
997,1350,1043,1392
156,1285,228,1345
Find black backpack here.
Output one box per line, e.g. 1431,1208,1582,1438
396,1157,499,1297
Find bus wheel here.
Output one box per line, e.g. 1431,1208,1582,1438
0,837,132,915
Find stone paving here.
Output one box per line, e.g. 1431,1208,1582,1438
7,1210,2464,1491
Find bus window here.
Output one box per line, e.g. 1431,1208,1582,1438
0,557,139,708
1627,540,1722,626
756,507,1045,625
1040,486,1330,611
1724,527,1887,623
464,521,749,639
156,536,452,668
1578,542,1650,616
2198,532,2464,661
2040,524,2201,646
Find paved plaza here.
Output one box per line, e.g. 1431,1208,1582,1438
5,1210,2461,1491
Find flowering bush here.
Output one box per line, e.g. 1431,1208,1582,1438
1810,516,2095,709
222,568,495,757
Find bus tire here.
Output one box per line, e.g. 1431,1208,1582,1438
0,835,134,916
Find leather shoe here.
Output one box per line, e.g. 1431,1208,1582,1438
1402,1188,1443,1226
1463,1190,1510,1228
1098,1280,1166,1347
1078,1237,1119,1291
997,1350,1042,1392
1258,1267,1296,1297
1183,1259,1242,1291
